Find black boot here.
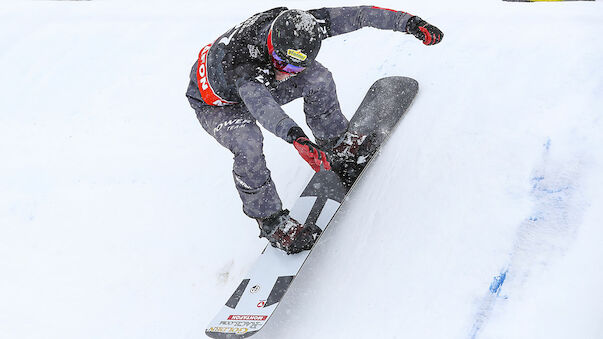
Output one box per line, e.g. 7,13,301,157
257,210,321,254
329,131,376,187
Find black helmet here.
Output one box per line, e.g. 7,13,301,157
269,9,322,67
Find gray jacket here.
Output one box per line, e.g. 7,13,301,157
186,6,413,142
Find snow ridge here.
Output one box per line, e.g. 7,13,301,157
468,139,587,338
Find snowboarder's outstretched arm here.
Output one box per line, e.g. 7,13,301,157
236,76,298,141
309,6,443,46
235,66,333,172
235,76,332,172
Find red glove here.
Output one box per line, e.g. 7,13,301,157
288,127,331,172
406,16,443,46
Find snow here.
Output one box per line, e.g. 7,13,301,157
290,9,318,32
1,0,602,338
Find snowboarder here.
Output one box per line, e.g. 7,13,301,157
186,6,442,254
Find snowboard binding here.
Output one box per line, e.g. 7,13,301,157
329,131,378,187
257,209,322,255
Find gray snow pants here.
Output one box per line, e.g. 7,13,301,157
186,61,348,219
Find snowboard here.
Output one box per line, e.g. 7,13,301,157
205,76,419,338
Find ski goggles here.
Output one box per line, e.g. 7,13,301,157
267,29,306,74
270,51,306,74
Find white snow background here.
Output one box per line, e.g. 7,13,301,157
1,0,602,338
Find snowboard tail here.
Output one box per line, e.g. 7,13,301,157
205,77,418,338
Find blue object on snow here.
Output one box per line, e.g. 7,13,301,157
489,270,507,295
544,138,551,151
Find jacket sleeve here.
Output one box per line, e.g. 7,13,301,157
309,6,413,38
235,75,298,143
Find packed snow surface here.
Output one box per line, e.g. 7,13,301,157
1,0,602,338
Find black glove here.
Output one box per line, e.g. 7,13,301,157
406,16,443,46
287,127,331,172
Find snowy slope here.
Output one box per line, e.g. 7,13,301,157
1,1,602,339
